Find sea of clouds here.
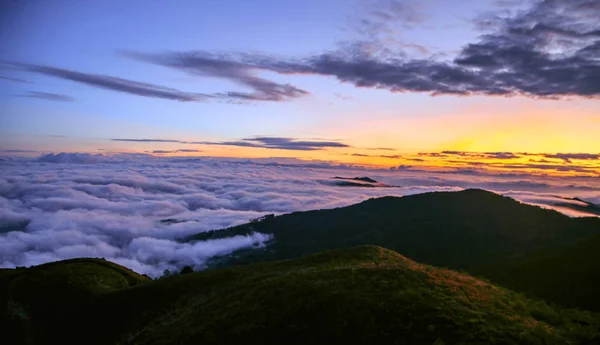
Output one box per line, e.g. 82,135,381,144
1,153,599,277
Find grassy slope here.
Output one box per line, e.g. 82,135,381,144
7,246,600,345
476,233,600,311
0,258,149,345
190,189,600,271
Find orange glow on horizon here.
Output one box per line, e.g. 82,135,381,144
5,97,598,177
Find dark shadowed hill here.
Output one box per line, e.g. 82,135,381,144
476,233,600,312
188,189,600,272
186,189,600,311
3,247,599,345
329,176,394,187
333,176,379,183
0,258,149,345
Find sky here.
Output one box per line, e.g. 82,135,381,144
1,0,599,176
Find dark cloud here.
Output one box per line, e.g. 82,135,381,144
448,168,485,175
13,63,210,102
136,0,600,99
422,151,521,160
497,163,599,174
176,149,202,153
204,137,350,151
19,91,75,102
484,152,521,159
349,153,402,159
0,149,37,153
419,152,448,157
543,153,600,163
442,151,468,156
451,0,600,97
8,0,597,104
150,149,202,154
111,138,183,143
389,151,599,176
124,51,309,102
112,137,349,151
11,58,306,103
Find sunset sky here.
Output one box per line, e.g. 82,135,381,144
1,0,599,176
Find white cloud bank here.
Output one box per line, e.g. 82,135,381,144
1,154,598,277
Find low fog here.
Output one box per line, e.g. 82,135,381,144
1,153,598,277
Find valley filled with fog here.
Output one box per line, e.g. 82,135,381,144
1,154,598,277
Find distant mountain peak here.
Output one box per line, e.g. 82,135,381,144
328,176,396,188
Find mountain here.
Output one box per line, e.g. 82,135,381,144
188,189,600,271
186,189,600,311
476,233,600,311
330,176,394,187
334,176,378,183
3,246,599,345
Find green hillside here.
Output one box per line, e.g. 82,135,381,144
188,189,600,271
1,258,149,345
3,247,599,345
477,233,600,311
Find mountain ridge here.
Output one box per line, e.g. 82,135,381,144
185,189,600,311
188,189,600,271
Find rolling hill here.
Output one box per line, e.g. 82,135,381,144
3,246,599,345
185,189,600,311
1,258,149,345
187,189,600,271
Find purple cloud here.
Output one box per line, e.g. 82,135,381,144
130,0,600,99
19,91,75,102
13,63,211,102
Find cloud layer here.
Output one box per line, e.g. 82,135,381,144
1,154,598,277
